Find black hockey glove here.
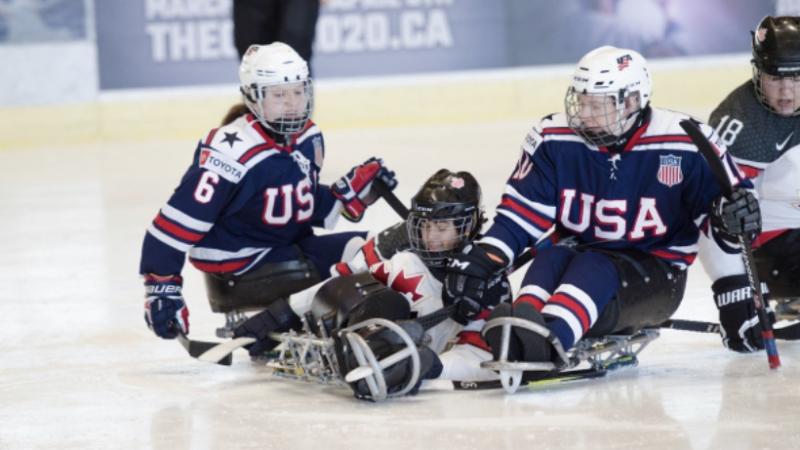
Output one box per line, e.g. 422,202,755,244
710,187,761,243
713,275,775,353
451,276,512,325
443,244,509,320
144,274,189,339
232,298,302,357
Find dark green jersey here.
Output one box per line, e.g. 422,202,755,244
709,81,800,173
710,80,800,232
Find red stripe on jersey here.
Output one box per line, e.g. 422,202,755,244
238,143,274,164
635,134,693,145
622,121,650,152
753,229,787,249
334,262,353,276
204,128,218,146
515,293,546,312
736,163,761,179
247,114,273,142
456,330,491,352
362,239,382,266
290,120,316,145
500,197,553,230
650,249,696,265
549,293,590,332
190,258,250,274
541,127,575,135
154,214,204,242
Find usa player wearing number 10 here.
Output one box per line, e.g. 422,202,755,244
699,16,800,352
442,46,760,369
139,42,397,340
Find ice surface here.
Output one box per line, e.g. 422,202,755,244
1,120,798,450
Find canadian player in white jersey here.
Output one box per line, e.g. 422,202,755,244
233,170,514,396
699,16,800,352
139,42,396,341
441,46,760,369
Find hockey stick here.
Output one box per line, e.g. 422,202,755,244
419,365,609,392
177,332,255,366
659,319,720,334
679,119,780,369
661,318,800,340
372,178,409,219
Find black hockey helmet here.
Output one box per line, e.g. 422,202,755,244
407,169,485,267
752,16,800,76
752,16,800,115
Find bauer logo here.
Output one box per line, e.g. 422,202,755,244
199,148,246,183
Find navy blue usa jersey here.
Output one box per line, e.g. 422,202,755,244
140,114,341,276
481,108,750,269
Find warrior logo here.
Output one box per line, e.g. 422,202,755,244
657,154,683,187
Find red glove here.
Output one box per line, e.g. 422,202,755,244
332,157,397,222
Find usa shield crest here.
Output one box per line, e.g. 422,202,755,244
657,154,683,187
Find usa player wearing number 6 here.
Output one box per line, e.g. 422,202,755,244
139,42,397,340
699,16,800,353
441,46,758,384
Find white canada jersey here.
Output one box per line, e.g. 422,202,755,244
369,251,461,353
710,81,800,232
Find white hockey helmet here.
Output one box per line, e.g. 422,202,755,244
565,46,652,146
239,42,313,136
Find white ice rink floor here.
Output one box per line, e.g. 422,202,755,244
1,120,799,450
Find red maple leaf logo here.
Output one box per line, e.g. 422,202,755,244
390,270,424,302
370,262,390,285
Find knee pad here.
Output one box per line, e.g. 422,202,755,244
204,258,321,313
754,233,800,298
308,272,411,337
587,250,687,336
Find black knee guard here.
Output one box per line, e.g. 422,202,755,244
308,272,411,336
204,257,321,313
754,230,800,298
587,250,687,337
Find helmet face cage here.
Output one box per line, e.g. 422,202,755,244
565,87,640,146
564,47,649,147
407,210,476,267
751,65,800,116
242,78,314,135
751,16,800,116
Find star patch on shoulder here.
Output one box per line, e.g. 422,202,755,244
220,131,242,148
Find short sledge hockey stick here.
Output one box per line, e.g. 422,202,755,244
177,332,255,366
661,318,800,341
372,178,409,219
420,367,608,392
679,119,780,369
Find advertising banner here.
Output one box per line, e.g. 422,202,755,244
94,0,774,90
0,0,87,44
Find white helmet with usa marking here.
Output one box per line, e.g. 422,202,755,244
565,46,652,146
239,42,313,136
